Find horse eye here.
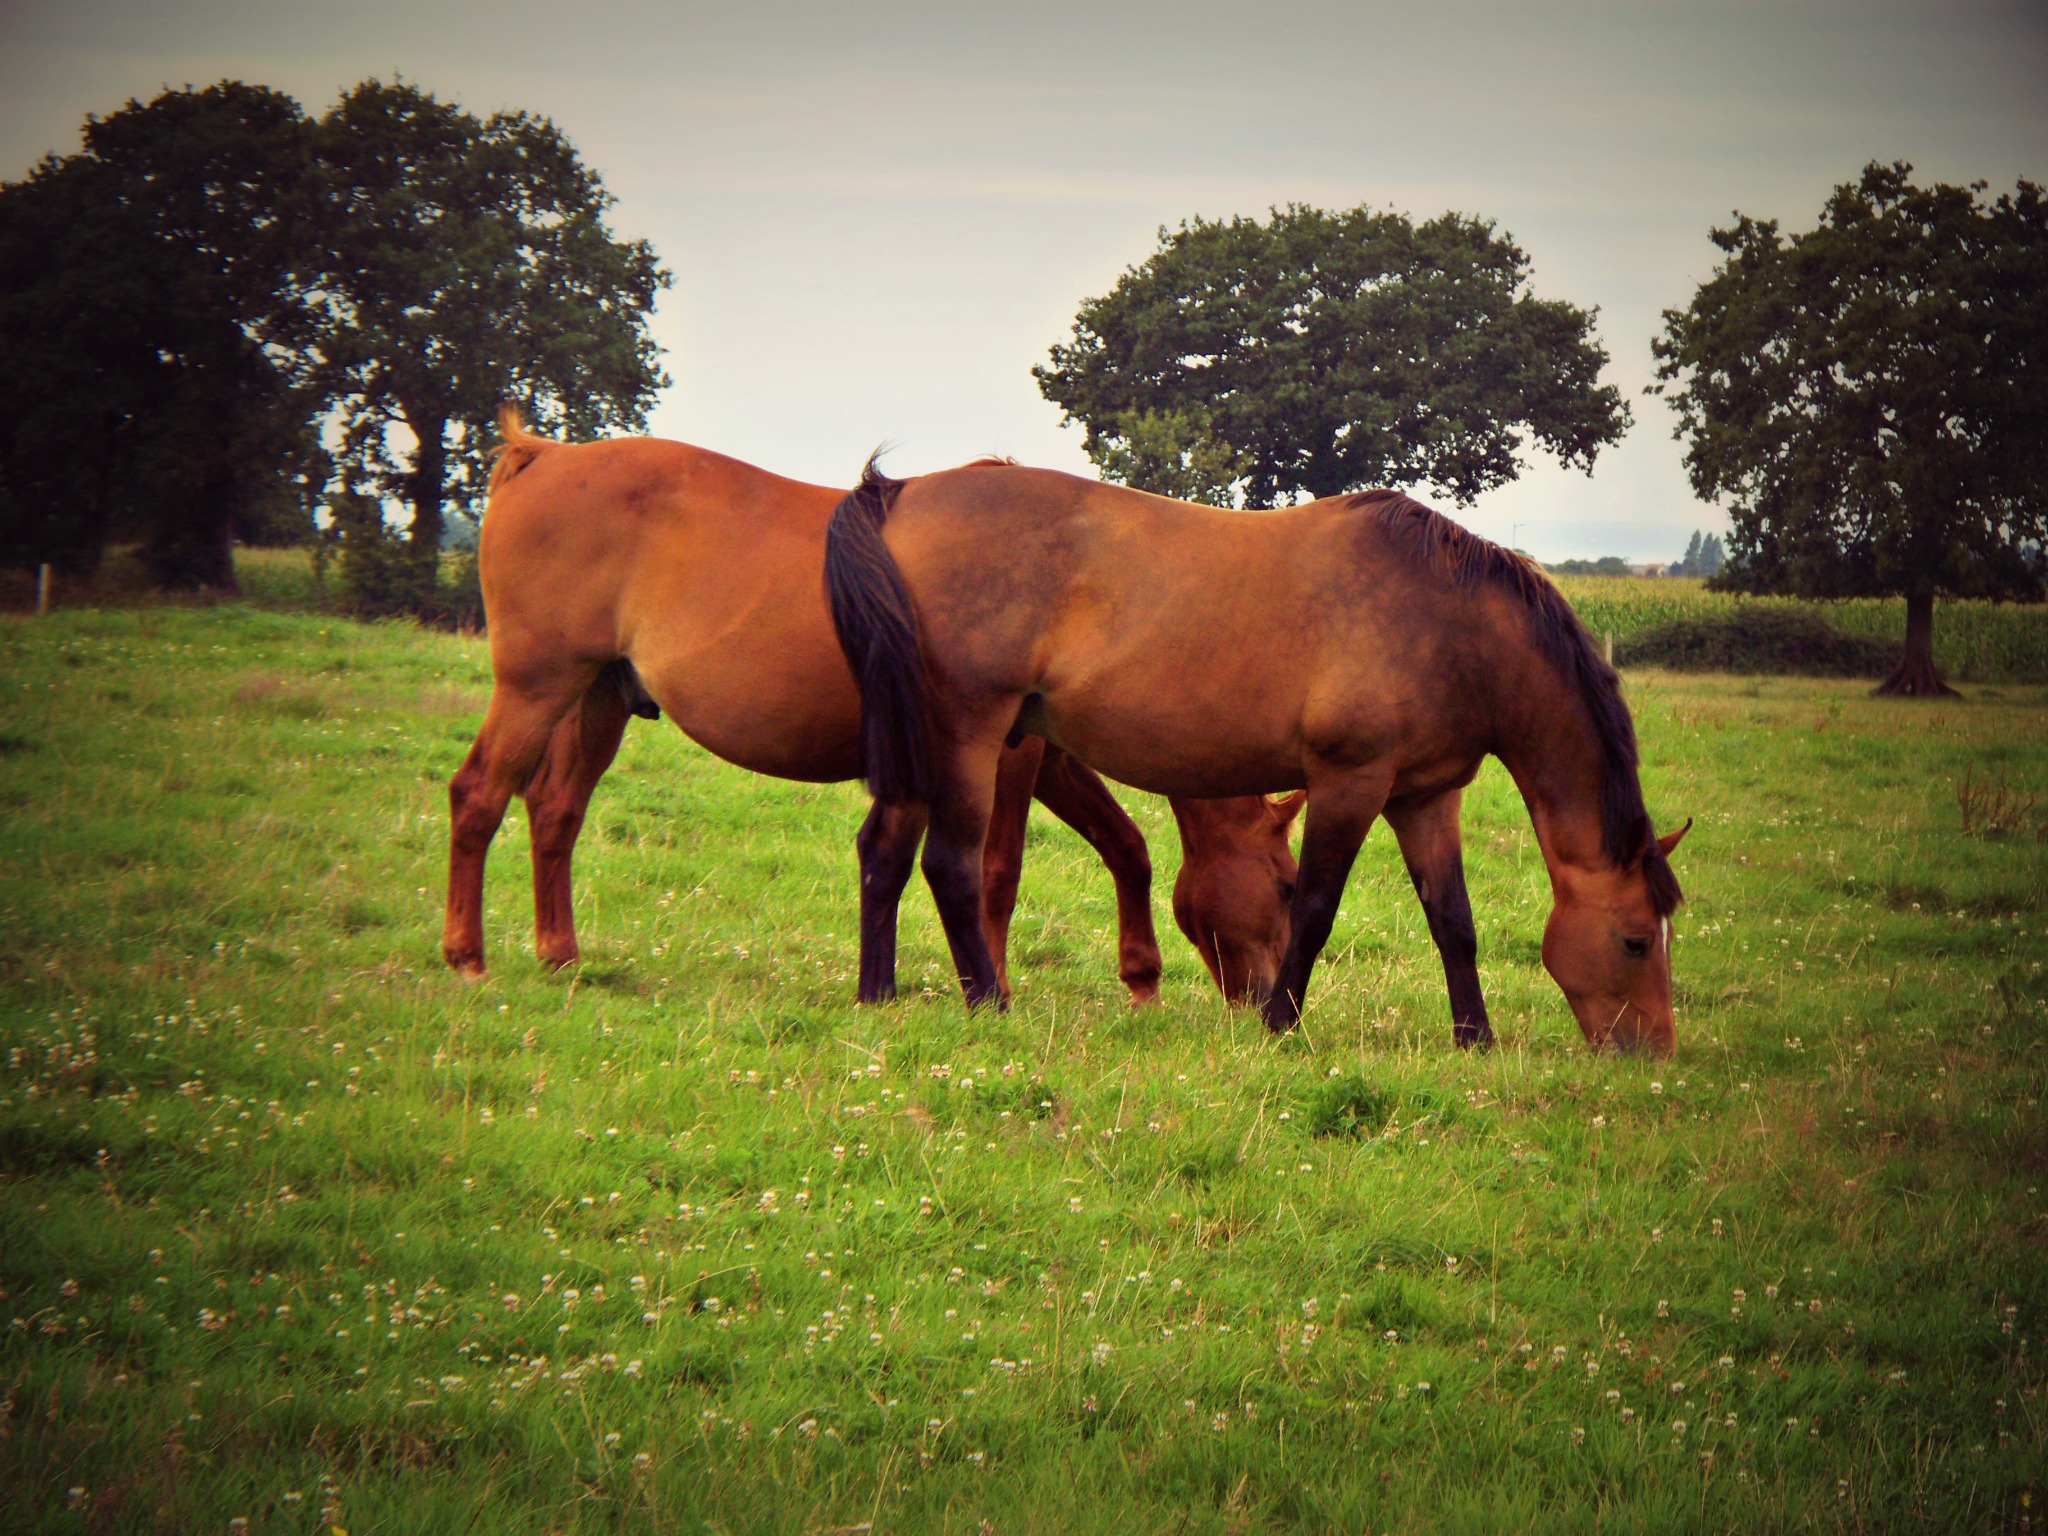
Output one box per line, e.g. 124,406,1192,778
1621,935,1651,959
1278,880,1298,905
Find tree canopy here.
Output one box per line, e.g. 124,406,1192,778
1034,204,1630,508
1670,530,1726,578
312,81,669,606
0,79,669,607
1652,162,2048,695
0,83,322,588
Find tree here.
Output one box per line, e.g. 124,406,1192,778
1085,407,1249,505
1034,204,1630,509
1653,162,2048,696
311,81,670,607
0,83,322,588
1668,530,1726,577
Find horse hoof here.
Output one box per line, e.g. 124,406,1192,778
446,953,487,980
1454,1025,1496,1050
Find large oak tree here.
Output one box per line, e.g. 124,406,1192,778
1653,162,2048,696
0,84,323,589
1034,204,1630,508
311,81,670,605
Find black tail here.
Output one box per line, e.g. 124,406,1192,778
825,455,935,803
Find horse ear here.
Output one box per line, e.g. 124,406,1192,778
1655,817,1693,858
1268,790,1307,831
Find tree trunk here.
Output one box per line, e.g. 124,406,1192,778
142,466,239,593
1873,588,1956,697
405,417,447,612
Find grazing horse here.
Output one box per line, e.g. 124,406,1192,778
442,412,1294,1004
825,462,1691,1053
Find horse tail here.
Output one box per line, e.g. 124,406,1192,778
824,455,934,803
490,403,552,494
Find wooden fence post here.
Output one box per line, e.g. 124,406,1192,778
36,563,51,617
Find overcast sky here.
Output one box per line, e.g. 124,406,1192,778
4,0,2044,559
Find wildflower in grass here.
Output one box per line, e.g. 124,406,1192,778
1591,1115,1606,1128
1572,1426,1586,1444
1673,1420,1688,1435
1606,1390,1621,1402
1091,1340,1112,1365
1656,1300,1670,1317
1621,1407,1635,1422
1651,1082,1663,1095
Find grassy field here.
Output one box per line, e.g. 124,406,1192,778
1,599,2044,1534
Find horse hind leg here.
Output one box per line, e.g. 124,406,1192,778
978,737,1046,1005
1384,789,1493,1049
919,716,1012,1009
856,798,929,1003
522,669,634,970
1029,744,1162,1005
442,664,602,977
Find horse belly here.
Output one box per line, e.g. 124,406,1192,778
1037,685,1305,799
639,641,863,783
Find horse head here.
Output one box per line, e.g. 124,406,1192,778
1541,820,1690,1054
1171,791,1304,1004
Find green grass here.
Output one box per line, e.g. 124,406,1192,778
1552,574,2047,683
1,601,2044,1533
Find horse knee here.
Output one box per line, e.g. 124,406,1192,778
1424,901,1478,964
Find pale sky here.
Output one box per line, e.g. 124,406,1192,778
4,0,2044,560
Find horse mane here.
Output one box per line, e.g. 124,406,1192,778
1350,488,1682,914
491,403,553,493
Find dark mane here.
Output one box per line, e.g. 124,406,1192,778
1350,489,1682,914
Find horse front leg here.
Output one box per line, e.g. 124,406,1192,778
980,737,1046,1005
1262,768,1392,1033
521,673,632,970
1384,788,1494,1049
1030,745,1162,1005
855,798,928,1003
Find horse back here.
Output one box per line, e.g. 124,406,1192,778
885,465,1533,796
480,435,840,661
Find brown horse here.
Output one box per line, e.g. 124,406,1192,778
442,413,1293,1004
825,463,1691,1053
1170,791,1304,1002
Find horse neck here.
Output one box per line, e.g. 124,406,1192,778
1492,657,1612,882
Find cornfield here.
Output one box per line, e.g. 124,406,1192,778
1552,575,2048,682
